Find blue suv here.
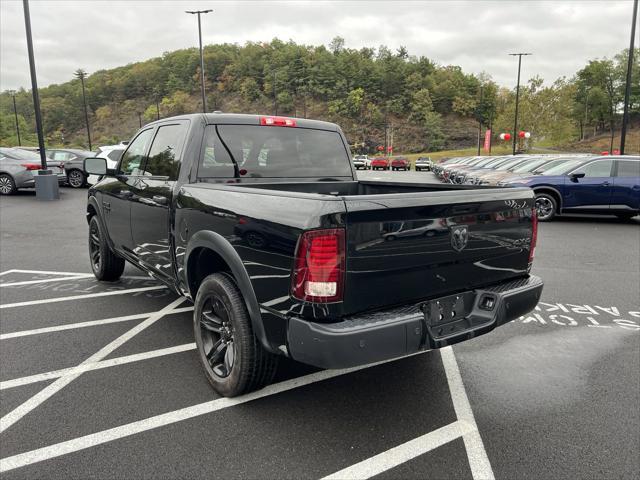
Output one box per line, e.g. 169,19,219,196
502,156,640,221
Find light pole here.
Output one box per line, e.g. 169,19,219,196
23,0,58,200
74,69,92,151
9,91,21,146
476,85,484,156
185,9,212,113
509,52,532,155
620,0,638,155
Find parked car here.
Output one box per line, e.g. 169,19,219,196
415,157,432,171
391,156,410,171
352,155,371,170
501,156,640,221
84,113,542,397
46,148,95,188
0,147,65,195
371,156,390,170
87,145,126,185
474,155,594,186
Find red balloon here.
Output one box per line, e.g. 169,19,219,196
387,146,393,151
377,145,384,151
613,149,620,155
600,151,609,155
504,133,511,141
518,131,526,138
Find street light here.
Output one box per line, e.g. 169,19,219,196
22,0,58,200
509,52,532,155
74,69,92,151
620,0,638,155
185,9,212,113
8,91,21,146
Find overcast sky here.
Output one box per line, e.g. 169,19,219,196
0,0,636,92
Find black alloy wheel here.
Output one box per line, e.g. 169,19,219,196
199,296,236,378
534,193,557,221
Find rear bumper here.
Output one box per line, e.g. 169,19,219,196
287,275,543,369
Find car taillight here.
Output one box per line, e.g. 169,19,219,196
21,163,41,171
529,208,538,263
260,116,296,127
292,228,345,302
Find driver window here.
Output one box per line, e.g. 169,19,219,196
581,160,613,177
119,129,153,176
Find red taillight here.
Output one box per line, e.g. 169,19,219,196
529,208,538,263
260,116,296,127
292,228,345,303
21,163,41,171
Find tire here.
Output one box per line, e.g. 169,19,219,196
88,215,125,281
194,273,279,397
0,174,17,195
67,169,86,188
534,192,558,221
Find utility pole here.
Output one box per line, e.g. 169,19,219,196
137,112,142,128
509,52,532,155
476,85,484,156
620,0,638,155
23,0,58,199
273,71,278,115
9,91,21,146
75,69,92,151
185,9,212,113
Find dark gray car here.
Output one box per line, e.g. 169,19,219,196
0,147,65,195
46,148,95,188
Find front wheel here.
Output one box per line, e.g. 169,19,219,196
0,174,17,195
534,193,558,221
67,169,87,188
194,273,278,397
89,215,125,281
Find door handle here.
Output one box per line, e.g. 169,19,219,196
600,182,610,186
120,190,133,198
152,195,168,205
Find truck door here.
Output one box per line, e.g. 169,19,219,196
103,128,154,253
612,159,640,211
563,159,614,210
130,121,188,281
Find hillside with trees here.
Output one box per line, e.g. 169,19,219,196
0,38,637,154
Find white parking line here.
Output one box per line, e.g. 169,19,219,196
0,270,17,277
6,269,93,276
1,343,196,390
0,351,429,473
0,306,194,340
321,420,475,480
0,298,185,434
0,285,167,309
0,275,94,287
440,346,495,480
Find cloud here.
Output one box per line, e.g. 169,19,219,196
0,0,635,92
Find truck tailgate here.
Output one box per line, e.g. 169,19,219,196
342,188,535,314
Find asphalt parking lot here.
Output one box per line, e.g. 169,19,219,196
1,178,639,479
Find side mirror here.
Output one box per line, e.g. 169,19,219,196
570,171,586,182
84,157,107,175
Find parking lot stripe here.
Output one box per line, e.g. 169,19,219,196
440,346,495,480
0,275,94,287
0,306,194,340
0,285,167,309
0,351,429,472
321,420,474,480
0,298,186,434
0,270,17,276
1,343,196,390
7,269,93,276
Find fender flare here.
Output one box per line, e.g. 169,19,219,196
185,230,272,353
532,185,564,210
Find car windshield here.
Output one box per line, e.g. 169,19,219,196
541,159,585,175
0,148,41,161
511,158,552,173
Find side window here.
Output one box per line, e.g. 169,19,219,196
119,129,153,175
616,160,640,177
581,160,613,177
197,125,235,178
144,124,188,180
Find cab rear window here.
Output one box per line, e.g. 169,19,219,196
197,125,352,179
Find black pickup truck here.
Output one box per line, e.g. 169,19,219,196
84,113,543,397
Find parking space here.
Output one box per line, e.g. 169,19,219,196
0,185,638,479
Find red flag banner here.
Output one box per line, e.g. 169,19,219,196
484,129,491,152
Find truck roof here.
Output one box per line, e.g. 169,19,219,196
146,113,340,132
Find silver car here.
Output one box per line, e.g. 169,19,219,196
0,147,65,195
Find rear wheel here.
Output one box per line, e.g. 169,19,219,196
194,273,278,397
67,169,86,188
534,192,558,221
0,174,17,195
88,215,125,281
